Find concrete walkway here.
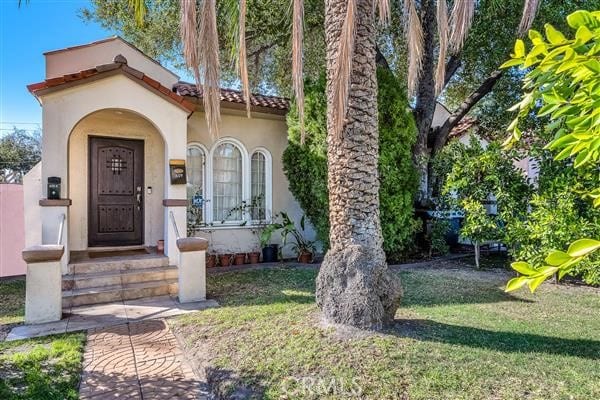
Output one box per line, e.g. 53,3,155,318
6,296,218,341
79,319,208,399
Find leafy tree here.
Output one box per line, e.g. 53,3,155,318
79,0,592,194
283,69,418,260
434,137,532,266
502,10,600,292
0,128,41,183
128,0,404,329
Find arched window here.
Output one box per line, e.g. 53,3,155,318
213,142,243,222
186,145,205,227
250,151,267,220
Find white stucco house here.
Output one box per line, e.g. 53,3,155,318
21,37,313,319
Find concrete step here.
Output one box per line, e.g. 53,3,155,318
67,255,170,275
62,266,178,290
63,279,178,308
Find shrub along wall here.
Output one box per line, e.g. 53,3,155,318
283,68,418,260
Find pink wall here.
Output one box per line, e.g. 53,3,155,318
0,184,26,277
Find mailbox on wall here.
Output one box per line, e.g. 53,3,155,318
169,159,187,184
47,177,61,199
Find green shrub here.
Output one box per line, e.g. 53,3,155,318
430,218,450,256
283,68,418,259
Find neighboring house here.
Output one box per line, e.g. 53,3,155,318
25,36,313,272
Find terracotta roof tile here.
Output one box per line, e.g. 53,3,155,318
448,116,478,139
27,57,195,114
174,82,289,111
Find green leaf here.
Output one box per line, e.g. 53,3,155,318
514,39,526,58
544,250,572,266
528,29,544,44
528,275,548,293
566,238,600,257
575,26,593,44
566,10,594,29
500,58,524,69
505,276,528,292
545,24,567,44
511,261,538,276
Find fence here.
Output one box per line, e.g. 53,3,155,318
0,183,26,277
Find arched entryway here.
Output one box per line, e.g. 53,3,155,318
68,109,166,250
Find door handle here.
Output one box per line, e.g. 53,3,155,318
136,186,142,210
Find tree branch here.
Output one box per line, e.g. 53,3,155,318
432,69,504,153
444,55,462,87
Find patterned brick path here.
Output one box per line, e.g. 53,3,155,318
79,320,207,399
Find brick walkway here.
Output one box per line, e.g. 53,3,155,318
79,319,207,399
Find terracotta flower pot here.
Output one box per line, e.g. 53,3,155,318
298,251,313,264
206,254,217,268
157,240,165,254
248,251,261,264
219,254,233,267
233,253,246,265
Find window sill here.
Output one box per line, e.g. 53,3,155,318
190,224,264,232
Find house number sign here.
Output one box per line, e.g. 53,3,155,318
169,159,187,184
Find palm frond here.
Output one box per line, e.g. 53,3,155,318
129,0,146,26
332,0,357,140
180,0,200,85
376,0,391,24
199,0,221,138
404,0,424,97
435,0,449,96
239,0,251,118
449,0,475,54
518,0,540,36
292,0,305,143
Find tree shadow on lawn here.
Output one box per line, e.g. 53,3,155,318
390,318,600,360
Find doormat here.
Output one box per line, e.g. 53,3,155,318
88,248,150,259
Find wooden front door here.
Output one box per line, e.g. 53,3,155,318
89,137,144,247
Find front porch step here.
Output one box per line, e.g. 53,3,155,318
67,254,169,275
62,278,178,308
62,266,178,290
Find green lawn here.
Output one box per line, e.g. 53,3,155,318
172,265,600,400
0,279,85,400
0,279,26,327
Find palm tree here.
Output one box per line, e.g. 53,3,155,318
131,0,541,330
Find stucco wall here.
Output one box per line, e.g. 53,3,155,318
45,38,178,88
23,163,42,248
68,110,165,250
187,110,315,256
38,74,189,265
0,184,26,277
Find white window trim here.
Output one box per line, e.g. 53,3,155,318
186,142,208,224
249,147,273,224
188,139,273,227
207,137,248,225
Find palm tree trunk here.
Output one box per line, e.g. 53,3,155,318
316,0,402,330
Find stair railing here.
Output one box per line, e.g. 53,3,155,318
169,211,181,240
57,213,66,245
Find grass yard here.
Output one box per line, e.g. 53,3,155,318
0,279,85,400
172,264,600,400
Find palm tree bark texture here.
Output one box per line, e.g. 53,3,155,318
316,0,402,330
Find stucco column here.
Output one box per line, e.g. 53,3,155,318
176,237,208,302
23,245,64,324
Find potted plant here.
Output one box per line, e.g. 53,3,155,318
247,251,260,264
280,213,316,263
219,253,233,267
206,253,217,268
233,253,246,265
260,223,281,262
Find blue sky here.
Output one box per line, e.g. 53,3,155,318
0,1,115,131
